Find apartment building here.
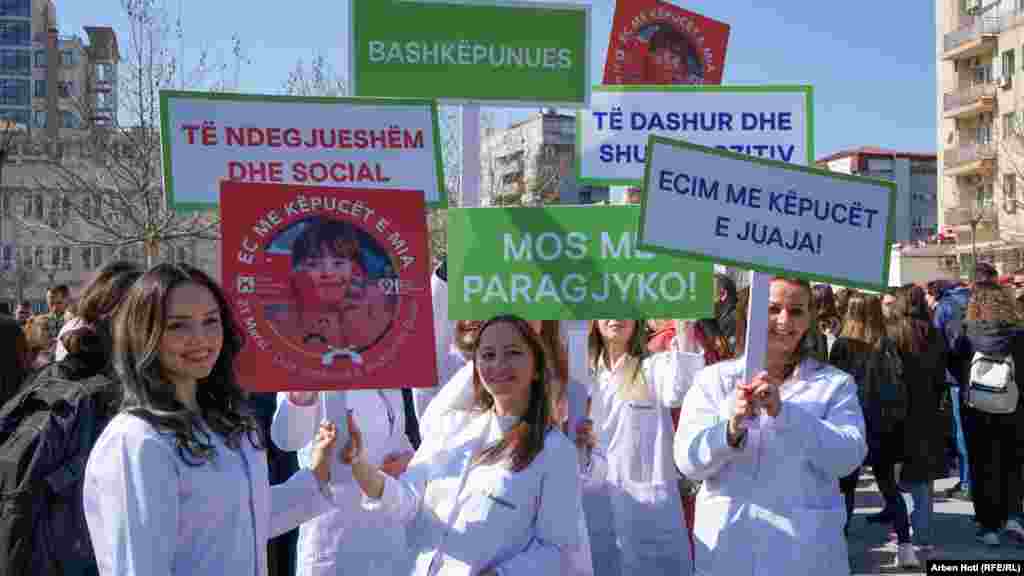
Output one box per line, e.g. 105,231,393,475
817,147,938,244
938,0,1024,278
0,0,128,311
480,110,609,206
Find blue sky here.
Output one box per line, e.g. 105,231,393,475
60,1,937,159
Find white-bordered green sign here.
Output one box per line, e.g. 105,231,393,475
349,0,591,107
577,85,813,186
638,136,896,290
159,90,446,212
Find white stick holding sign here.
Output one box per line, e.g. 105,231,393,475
462,104,481,208
743,271,771,386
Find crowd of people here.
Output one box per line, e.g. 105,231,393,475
0,252,1021,575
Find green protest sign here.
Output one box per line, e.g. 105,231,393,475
447,205,715,320
349,0,591,107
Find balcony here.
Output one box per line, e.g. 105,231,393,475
943,16,1000,60
944,203,996,230
944,142,996,177
943,82,996,119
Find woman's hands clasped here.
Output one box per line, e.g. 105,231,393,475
729,371,783,446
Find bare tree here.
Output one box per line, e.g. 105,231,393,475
15,0,244,267
283,53,347,97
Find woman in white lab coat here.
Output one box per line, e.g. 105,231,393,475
271,389,415,575
417,319,594,576
342,314,581,576
580,319,703,576
83,263,338,576
674,276,867,576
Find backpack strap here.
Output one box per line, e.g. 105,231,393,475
43,381,101,494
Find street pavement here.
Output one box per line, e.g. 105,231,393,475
848,472,1024,574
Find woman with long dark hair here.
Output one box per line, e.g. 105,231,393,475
83,264,338,575
675,276,866,575
882,286,947,550
341,315,581,575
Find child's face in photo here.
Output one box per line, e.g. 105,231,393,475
297,243,354,302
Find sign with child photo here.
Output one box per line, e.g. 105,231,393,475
220,181,437,391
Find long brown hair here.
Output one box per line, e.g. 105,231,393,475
884,287,927,356
470,315,551,473
113,264,261,466
538,320,569,414
841,293,885,348
966,281,1019,323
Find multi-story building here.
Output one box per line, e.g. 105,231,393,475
817,147,939,244
937,0,1024,278
0,0,128,311
480,110,608,206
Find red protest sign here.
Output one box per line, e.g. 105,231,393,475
603,0,730,86
220,181,436,392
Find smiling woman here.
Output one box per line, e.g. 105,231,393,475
82,263,341,576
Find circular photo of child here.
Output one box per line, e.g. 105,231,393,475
630,22,704,84
263,216,399,367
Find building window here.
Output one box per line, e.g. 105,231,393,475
32,109,44,128
1004,49,1017,81
95,90,113,109
977,122,993,145
33,49,44,68
47,195,60,227
32,245,42,268
19,245,30,269
0,21,29,46
1005,174,1017,213
0,48,29,75
0,0,31,18
94,63,112,83
33,79,43,98
1004,112,1016,139
59,49,76,67
57,81,73,98
80,246,103,271
60,110,79,129
0,77,27,106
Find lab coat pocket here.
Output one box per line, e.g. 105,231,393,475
612,479,688,572
623,402,658,483
786,507,847,574
692,493,731,575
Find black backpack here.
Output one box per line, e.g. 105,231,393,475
0,371,118,576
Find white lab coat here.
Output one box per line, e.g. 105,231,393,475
363,408,580,576
83,413,331,576
674,357,867,576
416,364,595,576
272,391,414,576
414,265,469,420
583,350,702,576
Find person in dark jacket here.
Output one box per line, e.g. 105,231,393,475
958,282,1024,547
927,279,973,500
883,286,947,548
0,315,31,406
831,292,919,568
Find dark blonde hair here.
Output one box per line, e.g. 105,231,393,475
471,315,551,473
841,293,885,348
588,319,648,392
966,282,1019,323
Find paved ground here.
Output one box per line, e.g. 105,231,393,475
848,472,1024,575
